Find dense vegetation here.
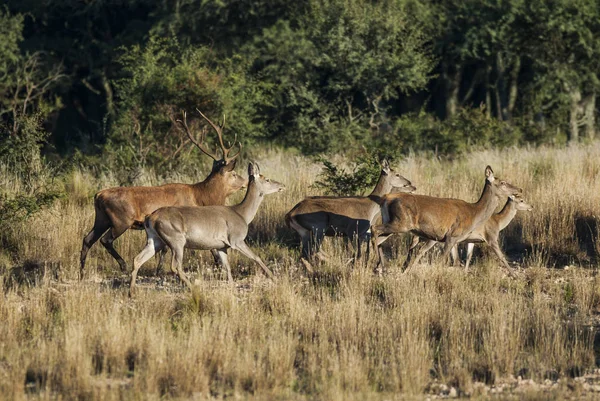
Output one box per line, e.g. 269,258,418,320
2,0,600,166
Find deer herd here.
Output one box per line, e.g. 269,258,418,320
80,109,531,296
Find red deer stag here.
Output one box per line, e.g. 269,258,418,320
130,162,285,296
285,160,415,270
80,109,247,279
372,166,522,274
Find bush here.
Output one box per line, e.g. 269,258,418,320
312,153,382,196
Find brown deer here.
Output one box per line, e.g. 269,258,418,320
372,166,522,274
285,160,415,270
129,162,285,296
80,109,247,279
408,195,533,270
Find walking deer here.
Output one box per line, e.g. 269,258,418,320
408,195,533,270
129,162,284,296
372,166,522,274
285,160,415,270
80,109,246,279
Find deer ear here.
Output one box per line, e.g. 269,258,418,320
222,158,237,172
485,165,495,181
247,162,255,177
381,159,390,172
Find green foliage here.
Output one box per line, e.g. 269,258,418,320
107,36,270,174
0,113,64,252
240,0,435,153
313,154,382,196
3,0,600,163
0,7,22,74
392,106,522,155
0,191,63,230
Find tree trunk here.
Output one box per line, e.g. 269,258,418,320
495,53,506,120
485,65,492,118
444,63,461,119
506,57,520,122
569,89,582,143
101,71,114,117
583,92,596,140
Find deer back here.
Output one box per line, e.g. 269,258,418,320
148,205,248,250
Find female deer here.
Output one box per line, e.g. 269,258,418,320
130,163,285,296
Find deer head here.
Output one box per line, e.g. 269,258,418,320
177,109,247,194
248,163,285,194
511,195,533,211
382,159,416,193
485,166,522,197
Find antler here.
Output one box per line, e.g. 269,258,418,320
176,111,221,162
195,109,242,164
176,109,243,164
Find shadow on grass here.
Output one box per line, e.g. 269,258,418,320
3,259,60,290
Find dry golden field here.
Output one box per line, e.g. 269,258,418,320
1,143,600,400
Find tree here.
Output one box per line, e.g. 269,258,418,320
242,0,435,153
522,0,600,142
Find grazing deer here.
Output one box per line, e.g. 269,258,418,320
285,160,415,270
408,195,533,270
129,162,284,296
372,166,522,274
80,110,247,279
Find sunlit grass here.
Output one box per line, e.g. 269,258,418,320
1,143,600,399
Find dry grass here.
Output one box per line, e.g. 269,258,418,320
1,143,600,400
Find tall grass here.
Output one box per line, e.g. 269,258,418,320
0,143,599,399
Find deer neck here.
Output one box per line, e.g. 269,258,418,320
367,171,391,201
470,180,500,228
494,199,518,231
232,179,263,224
193,171,228,205
365,172,391,219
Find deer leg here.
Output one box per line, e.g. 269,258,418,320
440,238,458,266
80,222,110,280
371,222,409,272
300,233,312,260
488,240,513,273
465,243,475,270
404,240,437,273
365,231,371,263
356,233,370,266
409,235,420,250
154,248,168,276
450,245,461,267
346,231,360,265
171,245,192,290
310,229,329,264
233,241,274,279
214,249,233,285
370,224,387,272
207,249,221,268
295,231,315,273
129,237,164,297
100,223,130,273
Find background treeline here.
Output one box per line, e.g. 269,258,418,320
1,0,600,173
